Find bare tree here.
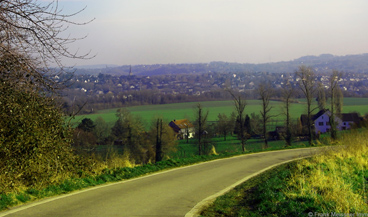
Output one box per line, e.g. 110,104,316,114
295,65,318,145
216,113,234,141
281,80,294,147
329,70,343,140
258,83,277,149
0,0,93,90
227,89,247,152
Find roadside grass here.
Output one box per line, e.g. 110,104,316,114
200,129,368,216
200,162,300,217
172,136,309,159
0,151,243,212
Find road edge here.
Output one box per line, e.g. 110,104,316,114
185,148,320,217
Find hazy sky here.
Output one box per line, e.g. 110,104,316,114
56,0,368,66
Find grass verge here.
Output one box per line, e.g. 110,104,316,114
200,130,368,216
0,152,239,212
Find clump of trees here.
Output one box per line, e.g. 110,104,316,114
295,66,344,144
216,113,235,141
73,110,178,165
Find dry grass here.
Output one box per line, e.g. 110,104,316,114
285,130,368,213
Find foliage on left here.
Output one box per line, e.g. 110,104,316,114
0,0,92,193
0,80,80,192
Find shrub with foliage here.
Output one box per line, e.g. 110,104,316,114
0,83,77,192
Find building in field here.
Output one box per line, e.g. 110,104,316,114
169,119,195,140
300,109,360,134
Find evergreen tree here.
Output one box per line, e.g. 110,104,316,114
317,82,326,111
149,117,177,162
244,114,252,136
194,103,209,155
329,70,343,140
77,118,95,133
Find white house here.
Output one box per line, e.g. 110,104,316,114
313,110,341,134
301,109,360,134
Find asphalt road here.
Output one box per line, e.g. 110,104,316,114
0,147,321,217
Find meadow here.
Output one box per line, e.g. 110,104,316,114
71,98,368,128
172,136,309,159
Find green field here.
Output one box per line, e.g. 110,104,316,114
172,136,309,159
71,98,368,128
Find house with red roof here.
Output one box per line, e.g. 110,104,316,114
168,119,195,139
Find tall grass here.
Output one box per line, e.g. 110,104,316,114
286,130,368,213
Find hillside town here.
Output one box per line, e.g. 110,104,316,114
58,70,368,114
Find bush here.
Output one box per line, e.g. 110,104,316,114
0,83,77,192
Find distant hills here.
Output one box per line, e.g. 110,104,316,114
73,64,119,69
73,53,368,76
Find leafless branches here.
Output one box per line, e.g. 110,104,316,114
295,65,317,145
226,88,247,152
258,83,277,148
0,0,93,91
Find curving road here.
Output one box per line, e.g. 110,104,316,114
0,147,321,217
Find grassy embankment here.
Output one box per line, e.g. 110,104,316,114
201,130,368,216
